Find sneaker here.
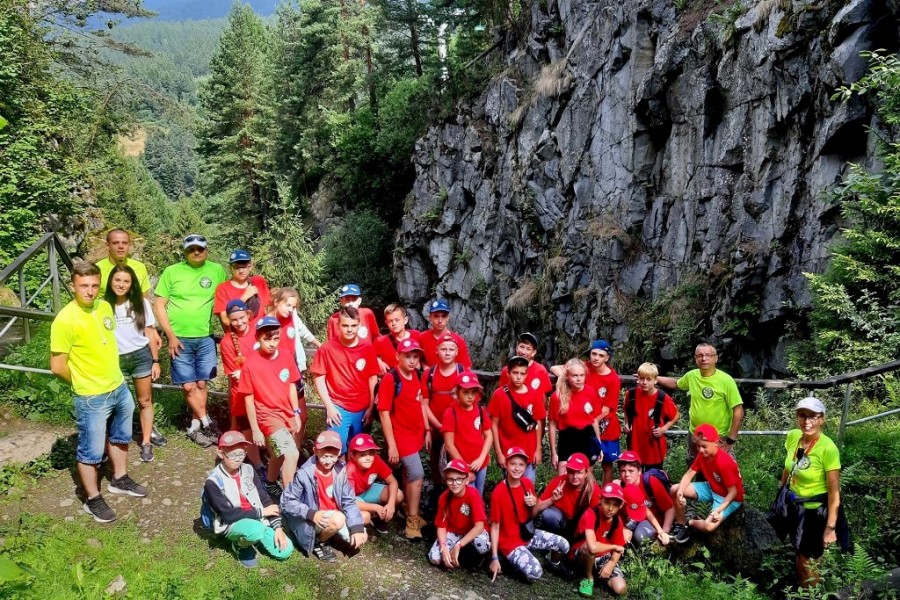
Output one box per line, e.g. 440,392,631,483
311,542,337,562
372,518,389,534
201,425,220,445
83,495,116,523
546,559,573,578
253,463,268,483
187,427,215,448
140,444,154,463
404,515,423,541
265,480,282,501
578,578,595,597
233,541,258,568
149,427,168,447
204,418,221,437
108,474,148,498
672,523,692,544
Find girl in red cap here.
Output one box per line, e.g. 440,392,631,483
549,359,603,474
428,459,489,569
346,433,403,532
571,482,628,596
442,370,493,494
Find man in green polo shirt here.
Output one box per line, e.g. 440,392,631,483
658,343,744,464
154,234,227,447
51,261,148,523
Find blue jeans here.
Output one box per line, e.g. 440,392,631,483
472,467,487,495
171,336,217,384
328,405,366,453
75,382,134,464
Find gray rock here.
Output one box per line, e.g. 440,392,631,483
105,575,126,596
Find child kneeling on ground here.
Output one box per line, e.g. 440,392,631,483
203,431,293,568
572,483,628,597
428,459,490,569
488,447,570,582
670,423,745,544
346,433,403,533
281,430,368,561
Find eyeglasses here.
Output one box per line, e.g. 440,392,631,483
796,414,821,422
187,246,207,253
446,477,467,485
224,450,247,461
695,353,717,359
184,235,207,244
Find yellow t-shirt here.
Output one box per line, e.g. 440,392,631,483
784,429,840,508
677,368,743,435
97,257,152,297
50,300,124,396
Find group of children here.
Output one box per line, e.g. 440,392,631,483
201,263,748,596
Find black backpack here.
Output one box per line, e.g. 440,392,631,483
641,468,672,503
426,363,464,397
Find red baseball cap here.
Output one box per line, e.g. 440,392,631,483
218,430,250,449
617,450,642,465
456,370,483,390
622,483,647,520
505,446,529,461
566,453,590,471
436,333,458,346
314,430,343,452
349,433,380,452
601,483,625,503
443,459,469,475
694,423,720,443
397,338,424,355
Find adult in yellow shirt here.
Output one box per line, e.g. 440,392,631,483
50,262,147,524
658,343,744,464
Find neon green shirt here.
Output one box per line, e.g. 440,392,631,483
677,368,743,435
784,429,840,508
50,300,124,396
155,260,227,337
97,257,152,297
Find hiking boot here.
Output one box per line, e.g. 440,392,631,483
404,515,423,541
578,578,595,597
312,542,337,562
150,427,168,447
187,427,215,448
233,541,258,568
83,495,116,523
108,474,148,498
672,523,691,544
140,443,154,463
205,418,221,437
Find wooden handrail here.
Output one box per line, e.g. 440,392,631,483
0,233,55,286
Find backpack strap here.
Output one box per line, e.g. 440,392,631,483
624,388,636,423
651,389,666,427
426,365,436,396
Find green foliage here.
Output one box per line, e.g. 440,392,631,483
322,208,395,310
0,326,72,424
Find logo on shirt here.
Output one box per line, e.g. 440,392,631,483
368,473,377,485
359,326,369,339
797,456,811,470
326,484,334,498
702,387,714,399
584,402,594,414
630,503,639,510
460,503,471,516
598,387,607,398
712,473,722,484
200,277,212,289
253,342,260,351
287,327,296,339
474,416,482,430
355,358,367,371
103,316,114,330
530,378,540,390
279,368,290,382
527,404,534,415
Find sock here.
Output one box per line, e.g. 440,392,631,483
188,419,201,432
200,415,211,427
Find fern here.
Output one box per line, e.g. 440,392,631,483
847,544,884,583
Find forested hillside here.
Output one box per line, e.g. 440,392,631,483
139,0,277,20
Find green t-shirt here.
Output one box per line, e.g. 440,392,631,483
677,368,743,435
97,257,152,297
50,300,124,396
155,260,227,337
784,429,840,508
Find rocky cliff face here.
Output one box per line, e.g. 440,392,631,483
394,0,900,374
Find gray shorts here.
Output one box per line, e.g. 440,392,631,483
400,452,424,482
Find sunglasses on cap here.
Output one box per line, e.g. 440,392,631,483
184,234,207,244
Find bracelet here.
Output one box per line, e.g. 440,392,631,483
825,525,836,531
724,436,737,445
293,409,302,415
491,556,499,561
151,359,160,364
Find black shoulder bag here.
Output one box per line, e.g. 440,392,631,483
506,481,536,541
504,386,537,432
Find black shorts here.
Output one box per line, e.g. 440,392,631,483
558,426,595,464
795,504,828,559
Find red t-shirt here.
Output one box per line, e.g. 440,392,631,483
346,455,393,495
571,508,626,556
441,404,491,466
538,474,601,520
690,449,745,502
309,339,380,412
377,369,426,457
213,276,271,319
549,385,600,430
498,361,553,397
373,330,421,368
326,307,380,344
422,364,462,426
627,388,678,465
487,385,546,460
490,479,536,556
645,473,675,521
315,468,338,511
584,364,621,441
237,349,300,436
418,330,472,368
220,326,258,417
435,486,487,535
231,472,253,510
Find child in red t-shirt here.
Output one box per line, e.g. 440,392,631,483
238,317,302,496
572,483,628,597
497,332,553,398
489,356,546,481
615,450,672,546
428,459,490,569
373,303,420,371
583,340,621,483
488,447,570,583
623,362,680,470
214,249,272,327
422,334,464,491
325,284,380,344
442,370,492,494
418,299,472,368
346,433,402,532
377,337,429,540
549,359,602,474
670,424,745,544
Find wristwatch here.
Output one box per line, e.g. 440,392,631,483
293,408,302,415
724,436,737,445
151,359,160,364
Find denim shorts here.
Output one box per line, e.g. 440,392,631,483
119,344,153,379
692,482,742,519
74,382,135,464
171,336,218,384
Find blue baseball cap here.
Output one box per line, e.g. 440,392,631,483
226,299,250,314
255,316,280,332
429,299,450,313
590,339,613,354
339,284,362,298
229,249,251,263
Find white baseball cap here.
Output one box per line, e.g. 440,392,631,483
796,397,826,415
